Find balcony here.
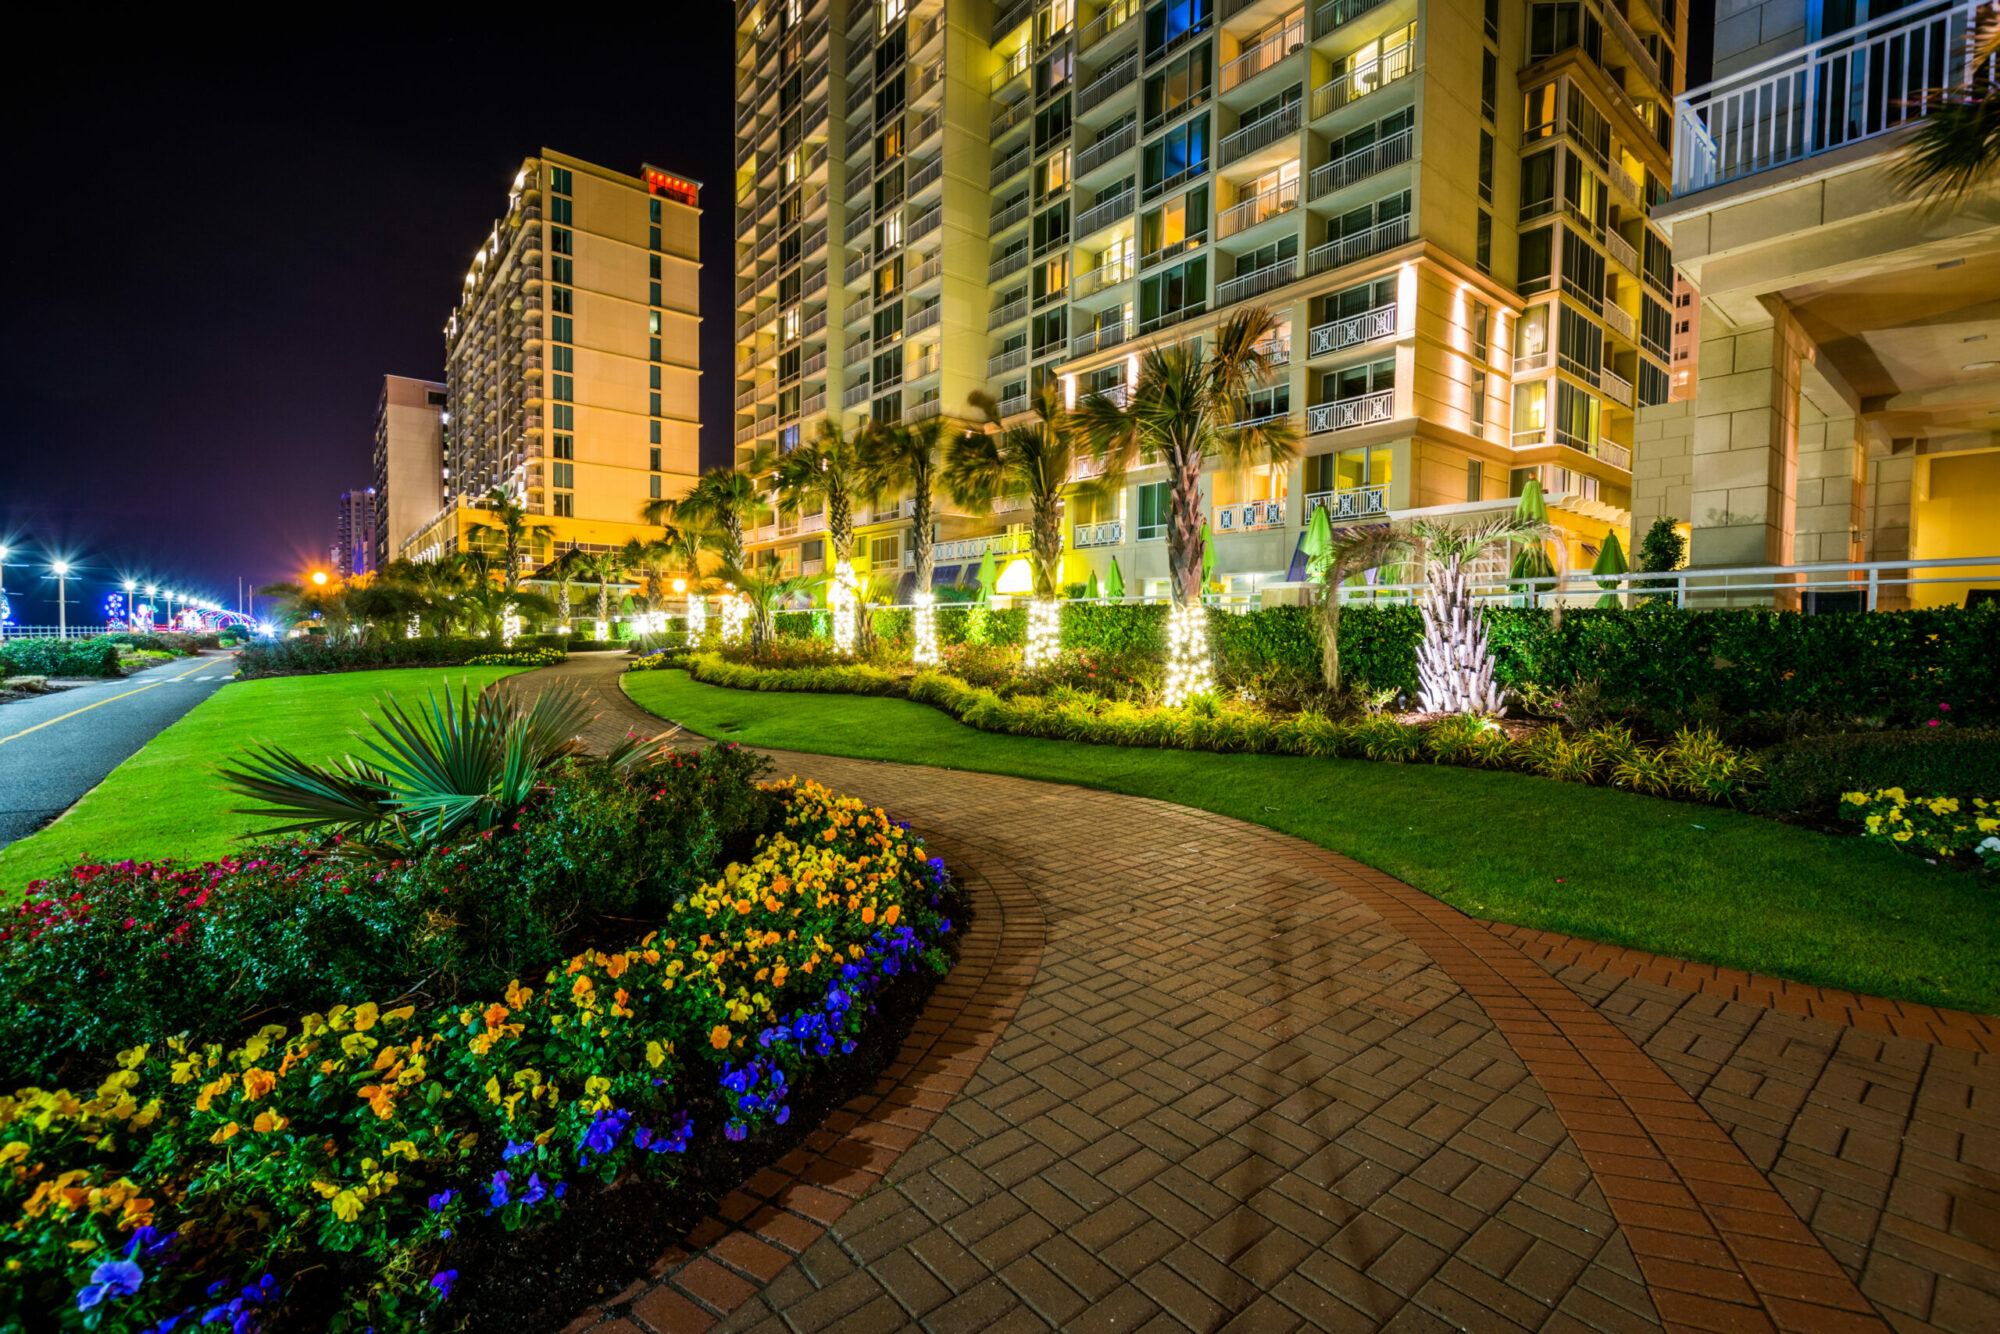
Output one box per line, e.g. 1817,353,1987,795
734,384,764,411
1310,36,1415,120
988,296,1029,328
1079,0,1139,51
1604,229,1639,275
991,147,1031,188
803,308,828,338
909,203,944,240
1220,13,1306,93
1306,213,1409,275
1075,188,1137,239
1309,124,1413,199
1304,485,1388,520
803,268,829,301
1216,177,1300,238
1305,389,1395,434
802,223,829,257
989,347,1029,378
934,530,1043,562
991,196,1032,232
990,46,1031,95
1308,301,1396,356
907,304,942,336
1077,53,1139,115
908,253,944,288
803,348,828,377
845,340,872,367
911,109,944,151
1073,521,1124,547
991,97,1033,142
1075,254,1136,298
989,246,1031,283
1077,122,1139,177
1071,320,1128,357
1604,0,1664,92
1602,300,1635,341
844,209,873,245
1314,0,1392,38
906,396,943,423
1675,0,1991,195
845,251,871,285
1219,102,1302,168
1601,368,1634,408
842,380,872,409
1214,499,1287,533
997,393,1032,417
1216,256,1297,307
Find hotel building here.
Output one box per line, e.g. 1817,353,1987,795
371,374,447,571
403,150,704,572
732,0,1686,596
333,488,379,579
1631,0,2000,608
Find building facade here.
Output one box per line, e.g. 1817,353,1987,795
372,374,447,570
333,488,379,579
1632,0,2000,607
404,150,704,571
733,0,1685,597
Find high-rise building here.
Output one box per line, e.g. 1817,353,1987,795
333,488,379,579
1632,0,2000,607
404,150,704,572
732,0,1685,597
372,374,447,570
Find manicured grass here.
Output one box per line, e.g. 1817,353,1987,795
0,668,525,893
625,669,2000,1014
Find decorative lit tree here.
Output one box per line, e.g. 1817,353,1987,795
719,553,815,653
945,387,1077,667
467,487,555,593
1072,306,1297,702
778,418,871,654
571,549,623,639
859,414,947,664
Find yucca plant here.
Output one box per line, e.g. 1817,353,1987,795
218,680,669,859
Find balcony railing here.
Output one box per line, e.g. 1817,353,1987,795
1310,125,1413,198
989,346,1030,377
734,385,763,411
842,380,872,408
989,246,1031,283
1307,212,1409,274
1601,368,1634,408
845,251,871,285
989,297,1029,328
1602,300,1635,340
911,109,944,151
908,253,943,288
1075,188,1137,237
801,389,828,417
1077,122,1139,176
1221,14,1307,92
1072,320,1128,357
803,268,829,301
907,304,942,336
997,393,1031,417
801,223,828,256
1077,53,1139,114
1219,102,1302,167
1604,229,1639,274
1216,256,1297,307
992,97,1033,141
1308,301,1396,356
992,0,1034,41
909,203,944,240
934,530,1044,562
803,308,829,338
1674,0,1993,195
1073,521,1124,548
1214,499,1287,533
803,348,828,377
991,147,1031,187
906,397,943,422
1216,177,1300,238
1074,254,1136,297
991,196,1032,231
1306,389,1395,434
1310,36,1415,120
990,46,1031,94
1079,0,1139,51
1315,0,1392,38
1304,484,1389,520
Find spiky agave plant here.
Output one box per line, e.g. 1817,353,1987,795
217,680,671,859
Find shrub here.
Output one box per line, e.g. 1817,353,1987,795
0,638,121,679
1756,728,2000,815
465,647,566,667
1841,789,2000,870
683,654,899,696
237,637,525,678
0,782,958,1331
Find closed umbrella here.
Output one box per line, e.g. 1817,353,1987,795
1591,532,1629,608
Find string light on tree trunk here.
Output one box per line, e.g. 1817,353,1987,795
686,596,707,640
406,615,420,639
719,593,747,646
911,590,939,666
501,604,521,647
1024,598,1061,669
829,559,859,655
593,620,609,642
1163,602,1213,707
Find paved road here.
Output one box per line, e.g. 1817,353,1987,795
0,650,236,852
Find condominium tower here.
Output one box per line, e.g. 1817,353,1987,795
404,150,704,572
371,374,447,571
333,488,379,579
733,0,1683,596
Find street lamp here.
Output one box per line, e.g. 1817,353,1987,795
310,570,329,587
123,580,136,630
51,561,71,638
0,544,9,642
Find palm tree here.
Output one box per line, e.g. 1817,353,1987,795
402,558,470,637
667,444,774,571
777,418,871,570
945,387,1076,598
619,538,678,615
718,553,815,652
545,546,583,629
859,415,946,596
571,550,622,629
1896,12,2000,204
466,487,555,593
1073,307,1297,606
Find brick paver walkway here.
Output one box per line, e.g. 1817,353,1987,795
508,658,1999,1333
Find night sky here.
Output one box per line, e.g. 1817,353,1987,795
0,10,738,627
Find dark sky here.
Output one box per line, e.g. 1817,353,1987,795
0,10,738,627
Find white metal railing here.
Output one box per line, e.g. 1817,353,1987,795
1075,254,1136,296
1214,499,1287,532
989,246,1031,283
992,196,1032,231
1072,320,1128,356
1078,122,1139,176
1079,0,1139,51
1315,0,1392,38
989,346,1030,377
991,147,1031,187
908,253,943,288
906,397,943,422
1307,213,1409,274
803,268,829,300
1306,389,1394,433
845,340,871,367
1220,102,1303,167
907,348,942,379
801,389,828,417
842,381,871,408
735,385,763,410
1310,125,1413,198
1222,14,1307,92
1604,230,1639,274
1311,37,1415,120
1305,485,1389,520
799,512,827,535
990,44,1031,94
991,97,1033,141
1073,521,1125,547
1075,188,1137,236
908,156,943,195
1308,302,1397,356
1078,53,1139,114
802,308,828,337
909,204,944,240
989,297,1028,328
1601,369,1634,407
997,393,1031,417
1217,256,1298,307
1674,0,1994,195
1217,177,1301,237
1602,301,1636,340
934,530,1042,562
1070,452,1113,482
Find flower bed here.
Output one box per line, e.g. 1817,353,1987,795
1842,789,2000,871
466,647,567,667
0,781,961,1330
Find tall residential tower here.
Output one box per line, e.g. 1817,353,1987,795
371,374,447,571
404,150,704,572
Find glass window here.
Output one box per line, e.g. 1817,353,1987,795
1517,227,1554,294
1520,148,1557,221
1136,481,1170,539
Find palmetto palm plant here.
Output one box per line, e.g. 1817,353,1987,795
946,387,1077,598
218,680,669,860
571,549,622,627
467,487,556,593
777,418,871,568
666,445,774,571
717,553,816,651
859,415,946,595
618,538,680,614
1896,12,2000,203
1073,307,1297,605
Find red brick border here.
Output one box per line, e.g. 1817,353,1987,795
564,843,1044,1334
1483,921,2000,1054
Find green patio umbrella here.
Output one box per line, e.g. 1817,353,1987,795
1591,531,1629,608
1104,557,1126,601
1086,569,1102,601
974,548,997,602
1200,521,1215,591
1509,477,1557,592
1301,503,1334,584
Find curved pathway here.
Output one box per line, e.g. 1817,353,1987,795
513,657,1999,1334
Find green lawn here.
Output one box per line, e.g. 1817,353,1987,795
0,668,524,893
625,669,2000,1014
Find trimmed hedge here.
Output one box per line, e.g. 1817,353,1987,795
0,638,121,679
1756,729,2000,814
237,634,570,678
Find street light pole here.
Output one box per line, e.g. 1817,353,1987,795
0,543,9,642
52,561,71,638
